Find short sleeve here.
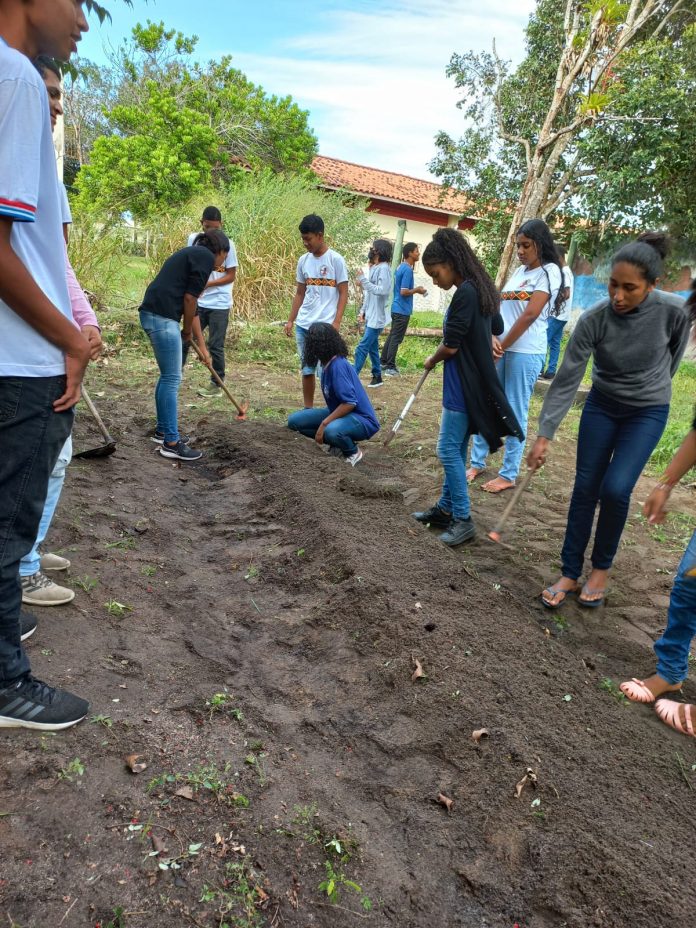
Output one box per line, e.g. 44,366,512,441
334,254,349,284
536,264,563,295
404,266,414,289
225,241,239,269
185,250,215,298
334,361,358,406
296,256,305,284
60,184,72,225
187,232,197,247
0,77,43,222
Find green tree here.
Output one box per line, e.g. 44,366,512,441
72,22,318,217
431,0,695,284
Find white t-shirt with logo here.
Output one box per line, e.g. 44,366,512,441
296,248,349,328
0,40,72,377
187,232,239,310
556,266,574,323
500,262,562,354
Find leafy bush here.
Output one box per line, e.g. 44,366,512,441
67,208,130,311
145,172,380,321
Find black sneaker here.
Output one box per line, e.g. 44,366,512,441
20,610,38,642
411,505,453,529
159,440,202,461
541,372,555,380
151,430,191,445
0,675,89,730
367,375,383,389
440,517,476,547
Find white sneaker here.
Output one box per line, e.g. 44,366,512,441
345,448,363,467
21,571,75,607
39,550,71,572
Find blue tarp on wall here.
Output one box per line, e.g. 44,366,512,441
572,274,691,312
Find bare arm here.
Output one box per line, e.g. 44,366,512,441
401,286,426,296
0,217,90,411
333,281,349,330
315,401,356,445
643,427,696,524
424,342,457,370
204,267,237,289
285,283,306,336
181,294,198,341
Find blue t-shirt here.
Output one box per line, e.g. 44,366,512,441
392,262,414,316
442,299,467,413
320,356,380,436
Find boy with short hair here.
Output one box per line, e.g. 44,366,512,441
381,242,426,376
284,214,348,408
0,0,92,729
186,206,239,396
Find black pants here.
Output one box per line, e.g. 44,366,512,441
380,312,410,369
0,376,73,684
182,308,230,383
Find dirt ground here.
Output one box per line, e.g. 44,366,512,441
1,357,696,928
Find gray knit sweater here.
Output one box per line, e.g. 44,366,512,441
538,291,691,440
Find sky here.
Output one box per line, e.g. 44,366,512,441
79,0,536,181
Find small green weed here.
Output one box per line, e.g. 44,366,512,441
205,692,243,722
140,565,157,577
102,906,125,928
90,714,114,728
600,678,628,703
318,859,372,911
58,758,85,782
71,575,98,592
105,600,132,617
106,537,137,551
244,565,259,581
200,856,265,928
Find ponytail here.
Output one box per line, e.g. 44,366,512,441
193,229,230,255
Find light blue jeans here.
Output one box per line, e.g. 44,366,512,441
19,435,72,577
545,317,567,375
654,530,696,684
470,350,544,481
139,310,182,443
436,408,471,520
295,324,322,377
354,326,383,377
288,407,369,456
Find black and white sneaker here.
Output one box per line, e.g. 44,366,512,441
383,367,400,377
367,375,383,389
0,675,89,730
411,504,452,529
151,430,191,445
20,610,38,642
159,440,202,461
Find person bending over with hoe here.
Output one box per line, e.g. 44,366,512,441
139,230,229,462
527,235,690,609
618,285,696,733
288,322,380,467
411,228,523,546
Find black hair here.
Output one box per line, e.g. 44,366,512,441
611,232,670,284
403,242,418,260
299,214,324,236
201,206,222,222
193,229,230,255
517,219,564,316
33,56,61,80
421,228,499,318
372,238,392,263
555,243,567,259
685,279,696,329
303,322,348,368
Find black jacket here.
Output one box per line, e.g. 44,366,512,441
443,281,524,452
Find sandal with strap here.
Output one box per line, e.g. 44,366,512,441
620,678,658,704
655,699,695,737
540,582,578,610
578,584,606,608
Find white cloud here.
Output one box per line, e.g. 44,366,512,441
229,0,535,179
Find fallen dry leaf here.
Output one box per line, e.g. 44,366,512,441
256,886,269,904
150,832,167,856
175,785,195,801
515,767,538,798
471,728,489,742
411,657,424,682
125,753,148,774
437,792,454,813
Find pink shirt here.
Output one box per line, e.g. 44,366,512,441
64,244,99,330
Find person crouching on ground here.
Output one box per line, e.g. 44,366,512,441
139,230,228,462
354,238,393,389
411,228,523,546
288,322,380,467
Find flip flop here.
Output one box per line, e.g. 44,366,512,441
578,584,606,608
540,583,578,610
655,699,695,737
481,479,516,495
620,678,658,704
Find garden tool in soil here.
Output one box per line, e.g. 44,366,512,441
487,468,534,543
190,340,248,421
383,370,430,448
73,387,117,459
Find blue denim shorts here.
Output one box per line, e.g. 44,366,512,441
295,324,320,376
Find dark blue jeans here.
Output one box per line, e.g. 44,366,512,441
0,377,73,684
288,407,369,456
561,388,669,580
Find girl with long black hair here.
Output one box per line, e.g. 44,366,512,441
528,236,691,608
468,218,563,493
411,228,523,546
139,229,229,461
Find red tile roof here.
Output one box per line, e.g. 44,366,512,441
312,155,475,218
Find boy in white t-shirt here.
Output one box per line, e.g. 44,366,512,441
284,214,348,408
185,206,239,396
0,0,92,730
541,243,574,379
